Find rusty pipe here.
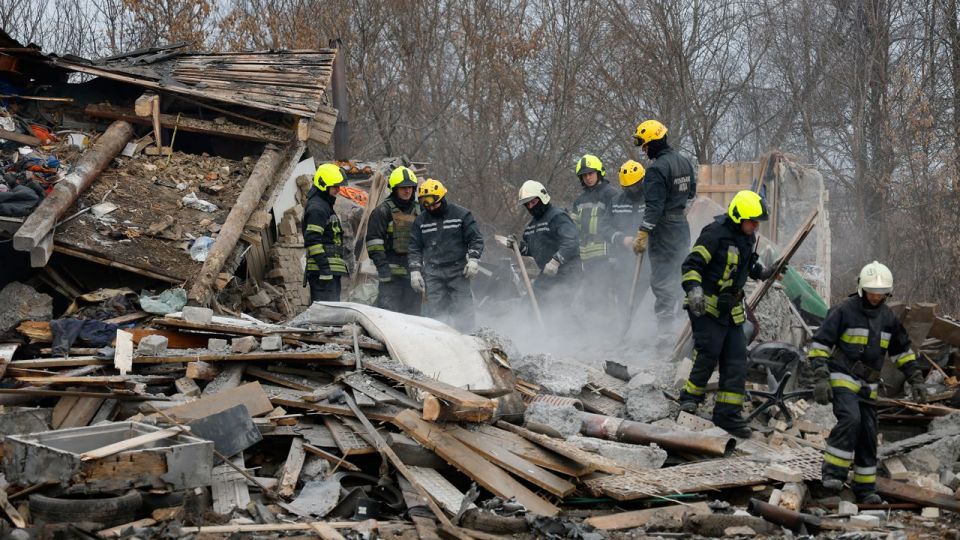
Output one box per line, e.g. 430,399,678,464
747,499,821,534
580,412,735,457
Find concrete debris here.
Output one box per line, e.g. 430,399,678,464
231,335,258,354
136,334,168,356
182,306,214,324
207,338,229,351
512,353,589,395
0,282,52,334
624,384,679,423
523,402,582,439
903,435,960,474
569,436,668,470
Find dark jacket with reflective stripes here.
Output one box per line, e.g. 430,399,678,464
520,203,579,272
572,180,618,261
609,188,645,255
303,187,347,278
681,215,762,324
807,295,918,379
640,146,696,233
408,200,483,272
365,194,420,280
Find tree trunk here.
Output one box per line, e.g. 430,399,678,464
14,120,134,252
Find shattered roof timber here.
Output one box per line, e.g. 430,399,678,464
49,49,337,118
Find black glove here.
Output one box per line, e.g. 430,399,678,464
759,264,785,281
686,286,705,317
813,378,833,405
906,370,926,403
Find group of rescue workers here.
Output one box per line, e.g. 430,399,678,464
302,119,922,506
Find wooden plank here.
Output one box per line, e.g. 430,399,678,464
496,422,625,475
392,410,559,516
0,343,18,379
584,502,712,531
904,303,937,351
186,361,220,380
55,395,104,429
446,426,576,497
85,103,289,144
308,522,346,540
153,317,386,351
134,351,349,365
202,363,245,396
406,466,475,515
80,427,182,461
323,416,376,456
162,382,273,421
930,316,960,347
0,128,41,146
278,437,306,498
98,518,158,538
245,366,316,392
364,358,495,417
473,424,587,476
877,477,960,513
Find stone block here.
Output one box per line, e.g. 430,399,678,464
837,501,858,516
850,514,880,527
183,306,214,324
208,338,229,351
921,507,940,519
175,377,201,397
137,334,168,356
231,336,258,354
765,464,803,483
260,335,282,351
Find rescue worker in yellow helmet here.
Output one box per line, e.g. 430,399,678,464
631,120,697,339
572,154,618,313
802,261,922,504
365,166,421,315
408,179,485,331
303,163,348,301
610,160,651,312
677,190,778,437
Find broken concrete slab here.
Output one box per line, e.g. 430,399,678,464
512,354,588,395
136,334,168,356
524,402,581,439
569,436,668,470
837,500,858,516
208,338,228,351
182,306,214,324
902,435,960,475
231,336,258,354
0,282,52,333
624,384,679,424
0,408,52,440
260,335,282,351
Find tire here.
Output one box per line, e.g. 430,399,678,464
29,491,142,527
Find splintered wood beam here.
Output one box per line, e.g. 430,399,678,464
85,103,290,144
14,121,134,252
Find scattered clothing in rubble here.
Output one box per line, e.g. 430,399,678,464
0,182,43,217
50,318,119,356
139,288,188,315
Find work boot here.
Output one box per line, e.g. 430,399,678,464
712,403,752,438
856,492,883,505
678,400,699,414
821,477,844,492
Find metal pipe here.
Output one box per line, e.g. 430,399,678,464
747,499,821,534
579,412,735,457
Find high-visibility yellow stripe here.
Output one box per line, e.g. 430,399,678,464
894,352,916,367
880,339,889,349
682,270,702,283
853,473,876,484
307,244,325,255
716,391,744,405
691,245,711,263
684,380,705,396
840,334,868,345
830,378,861,393
366,244,385,252
808,349,831,358
306,224,324,233
823,452,853,468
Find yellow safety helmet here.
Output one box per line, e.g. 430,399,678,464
418,178,447,205
388,166,418,190
618,160,645,187
728,190,769,224
575,154,605,178
634,119,668,147
313,163,345,192
858,261,893,297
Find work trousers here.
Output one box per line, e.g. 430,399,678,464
423,264,475,331
648,214,690,326
308,275,342,303
823,380,879,499
376,277,421,316
679,312,748,426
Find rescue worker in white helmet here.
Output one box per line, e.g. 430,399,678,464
303,163,348,301
365,166,421,315
506,180,580,301
408,179,485,331
802,261,923,504
572,154,619,314
676,190,779,437
631,120,697,341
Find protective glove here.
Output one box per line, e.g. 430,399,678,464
463,258,480,278
813,379,833,405
906,370,926,403
410,271,425,293
543,258,560,277
502,234,517,249
686,286,705,317
632,230,649,254
759,264,787,281
377,266,392,283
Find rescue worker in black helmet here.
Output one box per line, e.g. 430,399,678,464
631,120,697,339
303,163,348,302
676,190,778,437
803,261,923,504
366,166,421,315
408,179,485,331
572,154,618,313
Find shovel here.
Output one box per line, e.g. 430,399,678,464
496,235,544,327
619,251,645,340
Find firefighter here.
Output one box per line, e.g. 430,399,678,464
507,180,580,300
803,261,924,504
572,154,618,311
408,179,484,330
610,160,650,311
632,120,697,337
676,190,777,437
366,166,421,315
303,163,348,302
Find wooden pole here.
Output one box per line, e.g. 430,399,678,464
186,142,304,306
510,240,543,327
14,120,134,252
619,252,645,340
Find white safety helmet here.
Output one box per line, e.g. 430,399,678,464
518,180,551,205
858,261,893,297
